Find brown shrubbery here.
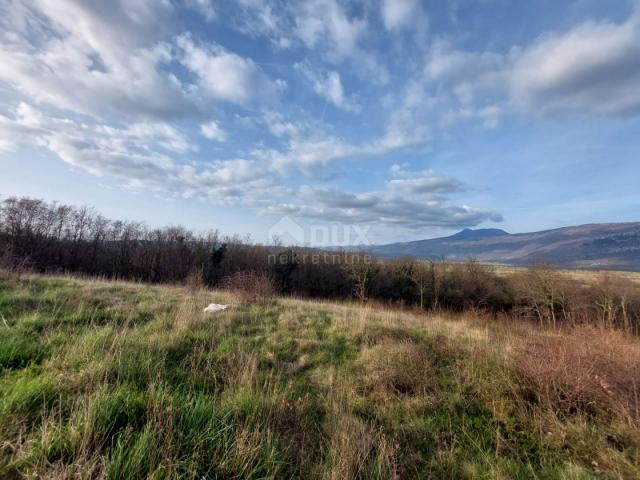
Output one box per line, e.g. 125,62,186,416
0,251,29,281
515,326,640,422
510,265,640,334
221,271,275,304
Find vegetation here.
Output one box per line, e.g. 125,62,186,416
2,196,640,335
2,272,640,478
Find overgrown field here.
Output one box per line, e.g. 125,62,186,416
1,273,640,479
490,263,640,285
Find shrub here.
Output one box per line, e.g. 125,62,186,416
514,326,640,421
221,271,275,304
0,250,28,281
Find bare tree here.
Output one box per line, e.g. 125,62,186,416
344,256,377,302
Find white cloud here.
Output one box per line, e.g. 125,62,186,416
0,0,280,123
0,103,277,204
123,122,195,154
265,176,502,230
0,0,495,232
424,41,504,86
0,31,193,121
508,12,640,115
260,111,304,139
268,121,300,138
30,0,176,55
294,0,365,59
198,159,261,184
0,103,190,182
421,11,640,118
388,168,466,194
186,0,389,84
256,122,431,175
200,121,227,142
291,0,389,84
177,34,275,105
381,0,425,31
269,122,300,137
296,64,359,112
231,0,291,48
257,136,360,173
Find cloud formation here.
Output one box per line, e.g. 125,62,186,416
0,0,195,120
381,0,427,32
0,0,280,122
200,121,227,142
5,1,637,238
422,11,640,117
265,180,502,230
509,13,640,115
0,103,272,204
296,63,359,112
176,34,278,105
388,166,466,194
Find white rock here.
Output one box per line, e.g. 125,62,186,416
203,303,229,313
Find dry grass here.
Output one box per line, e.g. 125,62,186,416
358,341,438,398
491,263,640,285
513,326,640,423
221,271,275,304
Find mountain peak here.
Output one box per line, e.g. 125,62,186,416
449,228,509,240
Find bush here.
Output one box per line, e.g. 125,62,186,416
0,250,28,281
221,271,275,304
515,326,640,421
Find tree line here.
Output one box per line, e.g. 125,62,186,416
2,196,639,333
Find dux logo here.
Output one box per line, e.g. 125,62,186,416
268,216,306,245
267,216,372,247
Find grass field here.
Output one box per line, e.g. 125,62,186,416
1,272,640,479
488,263,640,285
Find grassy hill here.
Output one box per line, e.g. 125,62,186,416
1,273,640,479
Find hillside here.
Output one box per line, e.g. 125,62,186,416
2,273,640,478
372,222,640,271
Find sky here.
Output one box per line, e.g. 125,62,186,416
0,0,639,246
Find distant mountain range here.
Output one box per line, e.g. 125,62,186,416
370,223,640,271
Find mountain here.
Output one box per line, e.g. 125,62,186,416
447,228,509,240
370,223,640,271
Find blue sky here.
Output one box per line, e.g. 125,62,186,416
0,0,639,245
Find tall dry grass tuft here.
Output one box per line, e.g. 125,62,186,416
224,351,259,391
322,412,398,480
357,341,434,398
222,271,275,304
514,326,640,423
185,267,205,292
321,372,398,480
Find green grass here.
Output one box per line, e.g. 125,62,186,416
1,273,640,478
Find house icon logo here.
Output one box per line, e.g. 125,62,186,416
268,216,305,245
